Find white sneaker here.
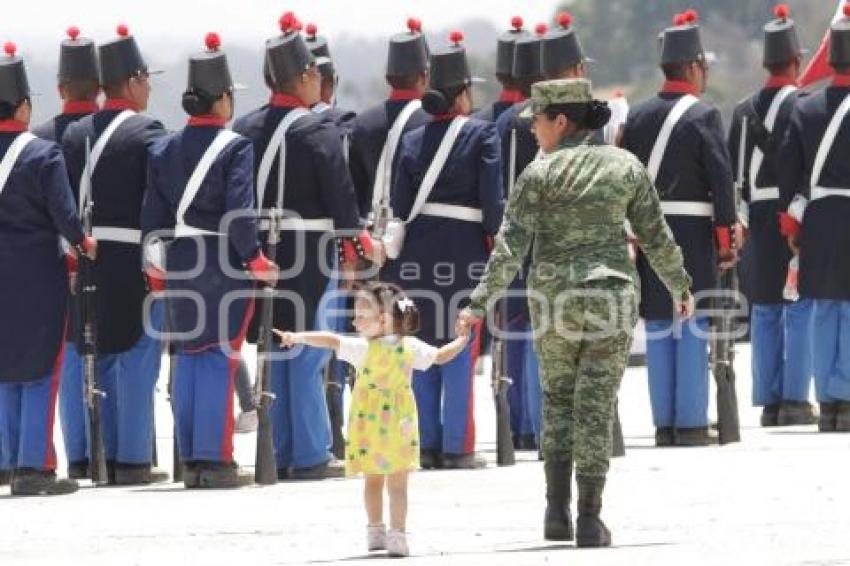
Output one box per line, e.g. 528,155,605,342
386,529,409,557
367,523,386,551
234,410,258,434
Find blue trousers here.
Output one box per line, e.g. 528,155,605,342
413,325,480,455
645,317,710,428
751,300,814,406
812,300,850,402
506,317,542,440
97,300,163,464
173,348,236,463
269,283,337,469
58,342,87,463
0,349,63,471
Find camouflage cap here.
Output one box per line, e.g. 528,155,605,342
519,78,593,118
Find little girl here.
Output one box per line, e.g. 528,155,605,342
275,282,469,557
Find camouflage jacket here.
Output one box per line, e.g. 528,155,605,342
469,133,690,313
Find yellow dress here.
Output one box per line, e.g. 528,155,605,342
345,338,420,476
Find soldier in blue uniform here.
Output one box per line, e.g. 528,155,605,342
61,24,168,484
728,5,815,428
305,23,356,134
472,16,529,123
348,18,430,222
623,10,737,447
234,18,382,479
31,26,101,481
0,41,96,495
142,33,276,487
777,6,850,433
384,31,504,469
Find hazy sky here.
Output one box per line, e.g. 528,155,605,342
1,0,555,60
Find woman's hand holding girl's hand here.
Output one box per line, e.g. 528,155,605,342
273,329,299,348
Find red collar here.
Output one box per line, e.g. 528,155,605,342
498,89,526,103
0,120,28,133
270,93,307,108
431,112,461,122
187,115,226,127
832,73,850,87
62,101,99,115
103,98,140,111
764,76,797,89
660,80,700,97
388,89,421,102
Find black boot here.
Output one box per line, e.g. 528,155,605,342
777,401,817,426
419,449,441,470
543,460,574,541
197,462,253,488
0,469,11,486
760,404,780,427
576,475,612,548
819,402,838,432
655,427,674,447
836,401,850,432
67,460,89,480
113,463,169,485
10,468,78,496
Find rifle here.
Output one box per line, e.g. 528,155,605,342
709,114,746,446
168,339,182,482
80,137,108,485
325,353,346,460
492,306,515,466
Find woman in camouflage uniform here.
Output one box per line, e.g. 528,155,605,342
459,78,693,547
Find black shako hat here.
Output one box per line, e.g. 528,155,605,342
304,23,335,80
59,27,99,83
660,9,709,66
266,12,315,87
387,18,429,77
187,33,235,98
496,16,530,76
763,4,805,67
0,42,30,105
542,12,588,78
429,31,480,91
512,24,546,81
99,24,153,86
829,3,850,68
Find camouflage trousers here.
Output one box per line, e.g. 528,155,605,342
529,278,637,477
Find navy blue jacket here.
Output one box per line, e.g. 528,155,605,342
0,132,84,382
142,124,260,351
62,107,166,353
384,117,504,344
234,102,361,334
728,85,799,304
348,98,429,220
777,84,850,300
33,111,94,143
623,90,736,319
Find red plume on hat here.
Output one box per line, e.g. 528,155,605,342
4,42,16,57
67,26,80,41
774,4,790,20
511,16,523,31
407,17,422,33
306,23,318,38
557,12,573,29
449,30,464,46
117,23,129,37
535,23,548,37
205,32,221,52
673,13,685,26
684,9,699,24
279,11,296,32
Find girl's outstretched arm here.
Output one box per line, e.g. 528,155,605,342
273,330,341,351
435,334,470,366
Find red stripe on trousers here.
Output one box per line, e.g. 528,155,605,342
44,324,68,470
463,321,483,454
220,297,255,461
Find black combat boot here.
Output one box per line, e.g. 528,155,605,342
113,463,169,485
419,449,442,470
10,468,78,496
818,402,838,432
182,461,200,489
575,475,612,548
543,460,574,541
67,460,89,480
835,401,850,432
777,401,817,426
760,404,780,427
0,469,12,486
674,426,718,446
655,427,674,447
197,462,253,488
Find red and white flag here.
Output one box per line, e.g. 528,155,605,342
799,0,849,86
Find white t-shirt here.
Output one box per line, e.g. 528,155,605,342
337,335,438,372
